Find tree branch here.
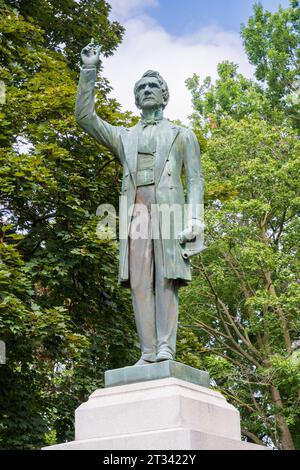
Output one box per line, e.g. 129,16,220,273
196,257,262,368
241,429,266,447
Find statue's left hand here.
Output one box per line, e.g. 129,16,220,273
178,219,203,244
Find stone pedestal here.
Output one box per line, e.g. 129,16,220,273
43,362,267,450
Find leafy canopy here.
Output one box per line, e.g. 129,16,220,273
182,0,300,450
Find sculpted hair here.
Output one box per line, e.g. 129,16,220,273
134,70,170,109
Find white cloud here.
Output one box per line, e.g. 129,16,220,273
108,0,158,21
102,2,254,123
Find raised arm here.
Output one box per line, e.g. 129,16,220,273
75,39,122,159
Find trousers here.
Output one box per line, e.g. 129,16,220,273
129,185,179,362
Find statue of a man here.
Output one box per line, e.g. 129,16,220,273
76,40,204,366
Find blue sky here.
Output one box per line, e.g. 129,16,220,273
104,0,292,122
141,0,291,35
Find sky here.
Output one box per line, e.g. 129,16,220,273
102,0,291,123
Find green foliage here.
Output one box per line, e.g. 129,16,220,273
5,0,124,70
186,62,274,125
179,119,300,447
242,0,299,126
184,0,300,450
1,0,299,452
187,1,299,131
0,0,138,449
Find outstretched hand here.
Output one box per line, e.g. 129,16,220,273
81,38,101,67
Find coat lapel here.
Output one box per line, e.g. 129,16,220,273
155,119,179,184
121,122,140,188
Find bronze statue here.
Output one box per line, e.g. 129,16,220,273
76,40,204,365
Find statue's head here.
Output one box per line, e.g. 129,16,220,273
134,70,169,110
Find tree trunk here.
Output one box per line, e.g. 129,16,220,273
271,385,295,450
263,269,292,354
260,225,292,354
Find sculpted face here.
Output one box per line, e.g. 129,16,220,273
135,76,164,110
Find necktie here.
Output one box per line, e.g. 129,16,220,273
141,117,163,128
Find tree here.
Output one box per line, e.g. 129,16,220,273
242,0,299,129
0,0,138,449
5,0,124,70
186,61,279,126
183,1,300,450
180,117,299,449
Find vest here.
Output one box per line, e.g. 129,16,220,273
136,123,157,187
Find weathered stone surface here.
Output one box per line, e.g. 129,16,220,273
43,377,268,451
105,360,210,388
44,429,268,451
74,378,240,442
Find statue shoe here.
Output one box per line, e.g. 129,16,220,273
156,351,174,362
134,358,153,366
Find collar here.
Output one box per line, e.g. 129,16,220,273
140,113,163,128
